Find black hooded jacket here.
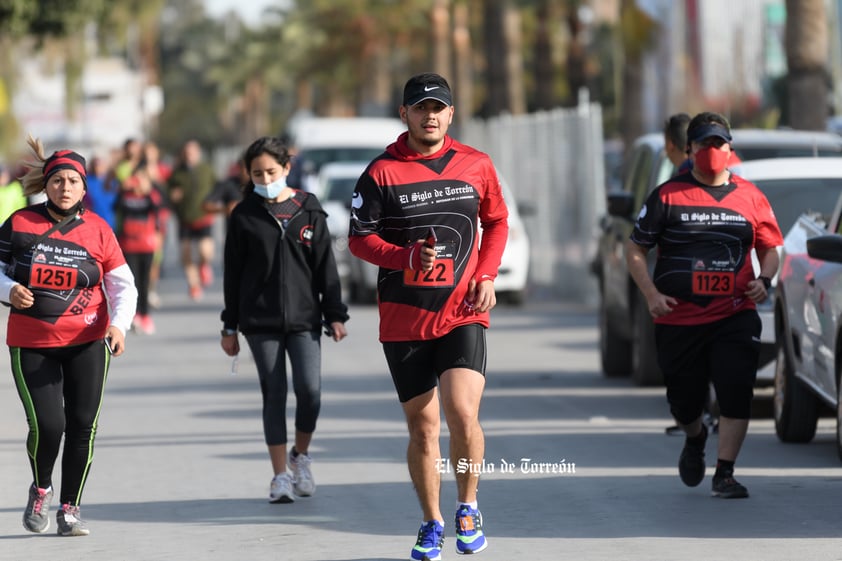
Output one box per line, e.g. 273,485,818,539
221,190,348,334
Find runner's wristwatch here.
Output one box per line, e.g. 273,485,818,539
221,328,237,336
758,276,772,290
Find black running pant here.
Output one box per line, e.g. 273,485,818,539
10,340,110,506
124,251,154,316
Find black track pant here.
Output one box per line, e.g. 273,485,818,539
124,251,154,316
10,340,110,506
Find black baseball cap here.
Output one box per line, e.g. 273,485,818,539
687,122,732,144
402,73,453,107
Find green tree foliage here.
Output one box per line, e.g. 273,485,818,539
156,0,229,152
0,0,625,154
0,0,106,38
0,0,38,37
275,0,432,116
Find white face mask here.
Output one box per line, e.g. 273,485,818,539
253,176,287,199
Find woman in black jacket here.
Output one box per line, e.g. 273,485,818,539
220,136,349,503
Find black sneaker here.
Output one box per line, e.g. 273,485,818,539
678,424,707,487
711,475,749,499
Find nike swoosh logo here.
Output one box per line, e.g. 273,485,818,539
402,345,421,362
424,85,439,92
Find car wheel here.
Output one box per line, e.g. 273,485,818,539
773,343,818,443
349,280,376,305
499,290,526,306
631,295,663,386
599,297,631,377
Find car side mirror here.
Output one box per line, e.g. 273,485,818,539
606,192,635,219
517,201,537,217
807,234,842,264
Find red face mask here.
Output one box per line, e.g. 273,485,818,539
694,146,730,176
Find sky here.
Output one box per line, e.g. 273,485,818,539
203,0,281,25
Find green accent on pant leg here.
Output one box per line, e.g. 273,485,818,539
10,347,42,488
71,350,110,506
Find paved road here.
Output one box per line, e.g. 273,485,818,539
1,271,841,561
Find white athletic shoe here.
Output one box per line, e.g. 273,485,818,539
269,472,295,503
288,451,316,497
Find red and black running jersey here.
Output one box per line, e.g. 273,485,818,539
348,133,509,342
116,188,163,254
0,204,127,347
630,172,783,325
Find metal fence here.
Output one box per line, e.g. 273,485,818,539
459,97,606,306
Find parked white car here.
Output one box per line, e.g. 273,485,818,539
493,174,531,304
287,117,405,193
317,162,376,303
318,162,531,304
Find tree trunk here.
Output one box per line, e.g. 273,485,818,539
483,0,507,116
453,1,473,129
618,0,655,149
431,0,452,79
504,4,526,114
533,0,556,111
482,0,525,116
786,0,828,130
566,2,587,107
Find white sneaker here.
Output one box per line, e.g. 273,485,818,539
289,451,316,497
269,472,295,503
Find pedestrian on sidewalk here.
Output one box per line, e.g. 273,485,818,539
626,111,783,499
348,72,509,560
0,137,138,536
219,136,349,504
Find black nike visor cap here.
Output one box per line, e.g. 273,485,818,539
403,73,453,107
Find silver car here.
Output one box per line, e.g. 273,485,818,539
774,176,842,460
736,158,842,385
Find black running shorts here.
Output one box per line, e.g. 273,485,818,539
382,323,487,403
655,310,761,423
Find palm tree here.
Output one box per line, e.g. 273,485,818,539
482,0,526,116
785,0,829,130
618,0,656,149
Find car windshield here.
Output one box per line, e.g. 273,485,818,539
754,177,842,232
655,156,675,185
324,176,359,203
737,147,842,160
299,148,384,174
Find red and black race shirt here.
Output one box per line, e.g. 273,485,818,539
630,172,783,325
116,189,162,254
0,204,127,347
349,134,509,342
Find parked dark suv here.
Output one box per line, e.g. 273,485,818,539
591,129,842,386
